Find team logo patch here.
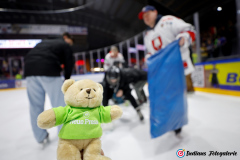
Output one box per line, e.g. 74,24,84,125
151,36,162,51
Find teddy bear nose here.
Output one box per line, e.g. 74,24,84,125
86,89,91,94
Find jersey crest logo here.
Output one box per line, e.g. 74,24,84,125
152,36,162,51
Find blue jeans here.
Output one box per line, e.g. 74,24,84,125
26,76,65,143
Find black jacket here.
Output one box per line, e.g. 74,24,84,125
104,68,147,92
24,39,74,79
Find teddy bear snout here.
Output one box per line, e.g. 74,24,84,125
86,88,91,94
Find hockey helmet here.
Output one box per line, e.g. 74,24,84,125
106,66,121,86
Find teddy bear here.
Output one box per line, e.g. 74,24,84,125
37,79,123,160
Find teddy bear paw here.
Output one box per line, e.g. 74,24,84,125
110,105,123,121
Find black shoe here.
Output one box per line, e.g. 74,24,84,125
174,128,182,135
136,109,144,121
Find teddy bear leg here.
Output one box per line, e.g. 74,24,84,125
57,142,81,160
83,138,111,160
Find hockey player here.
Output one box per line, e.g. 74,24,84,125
139,5,195,92
103,46,125,71
102,66,147,121
139,5,196,134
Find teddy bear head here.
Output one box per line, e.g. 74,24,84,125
61,79,103,108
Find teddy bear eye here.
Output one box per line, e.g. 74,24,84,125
80,88,83,91
93,89,96,92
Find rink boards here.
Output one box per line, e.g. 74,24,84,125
192,58,240,91
0,73,105,90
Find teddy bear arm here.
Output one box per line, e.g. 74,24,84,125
110,105,123,121
37,109,56,129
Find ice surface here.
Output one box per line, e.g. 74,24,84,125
0,84,240,160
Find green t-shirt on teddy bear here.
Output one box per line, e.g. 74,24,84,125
53,105,112,139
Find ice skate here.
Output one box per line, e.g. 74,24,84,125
136,109,144,121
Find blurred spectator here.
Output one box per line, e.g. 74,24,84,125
103,46,125,71
200,21,237,61
2,60,8,71
200,42,208,61
24,32,74,145
1,60,9,79
211,64,219,88
15,69,23,80
12,67,18,76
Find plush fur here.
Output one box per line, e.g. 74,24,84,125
37,79,122,160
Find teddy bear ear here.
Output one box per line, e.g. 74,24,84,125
62,79,75,94
97,83,103,93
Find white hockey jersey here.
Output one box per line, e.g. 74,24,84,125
104,52,125,71
144,15,195,75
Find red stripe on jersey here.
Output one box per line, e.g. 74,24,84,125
183,61,188,68
162,17,173,22
186,31,196,42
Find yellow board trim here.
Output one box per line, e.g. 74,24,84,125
0,87,26,92
195,87,240,97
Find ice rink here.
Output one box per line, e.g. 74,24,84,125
0,75,240,160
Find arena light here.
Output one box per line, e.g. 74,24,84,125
0,2,93,14
91,68,104,72
96,59,104,63
75,60,85,66
128,47,137,53
0,39,42,49
136,44,146,51
217,7,222,11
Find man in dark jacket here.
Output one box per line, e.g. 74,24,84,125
24,32,74,145
102,66,147,121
